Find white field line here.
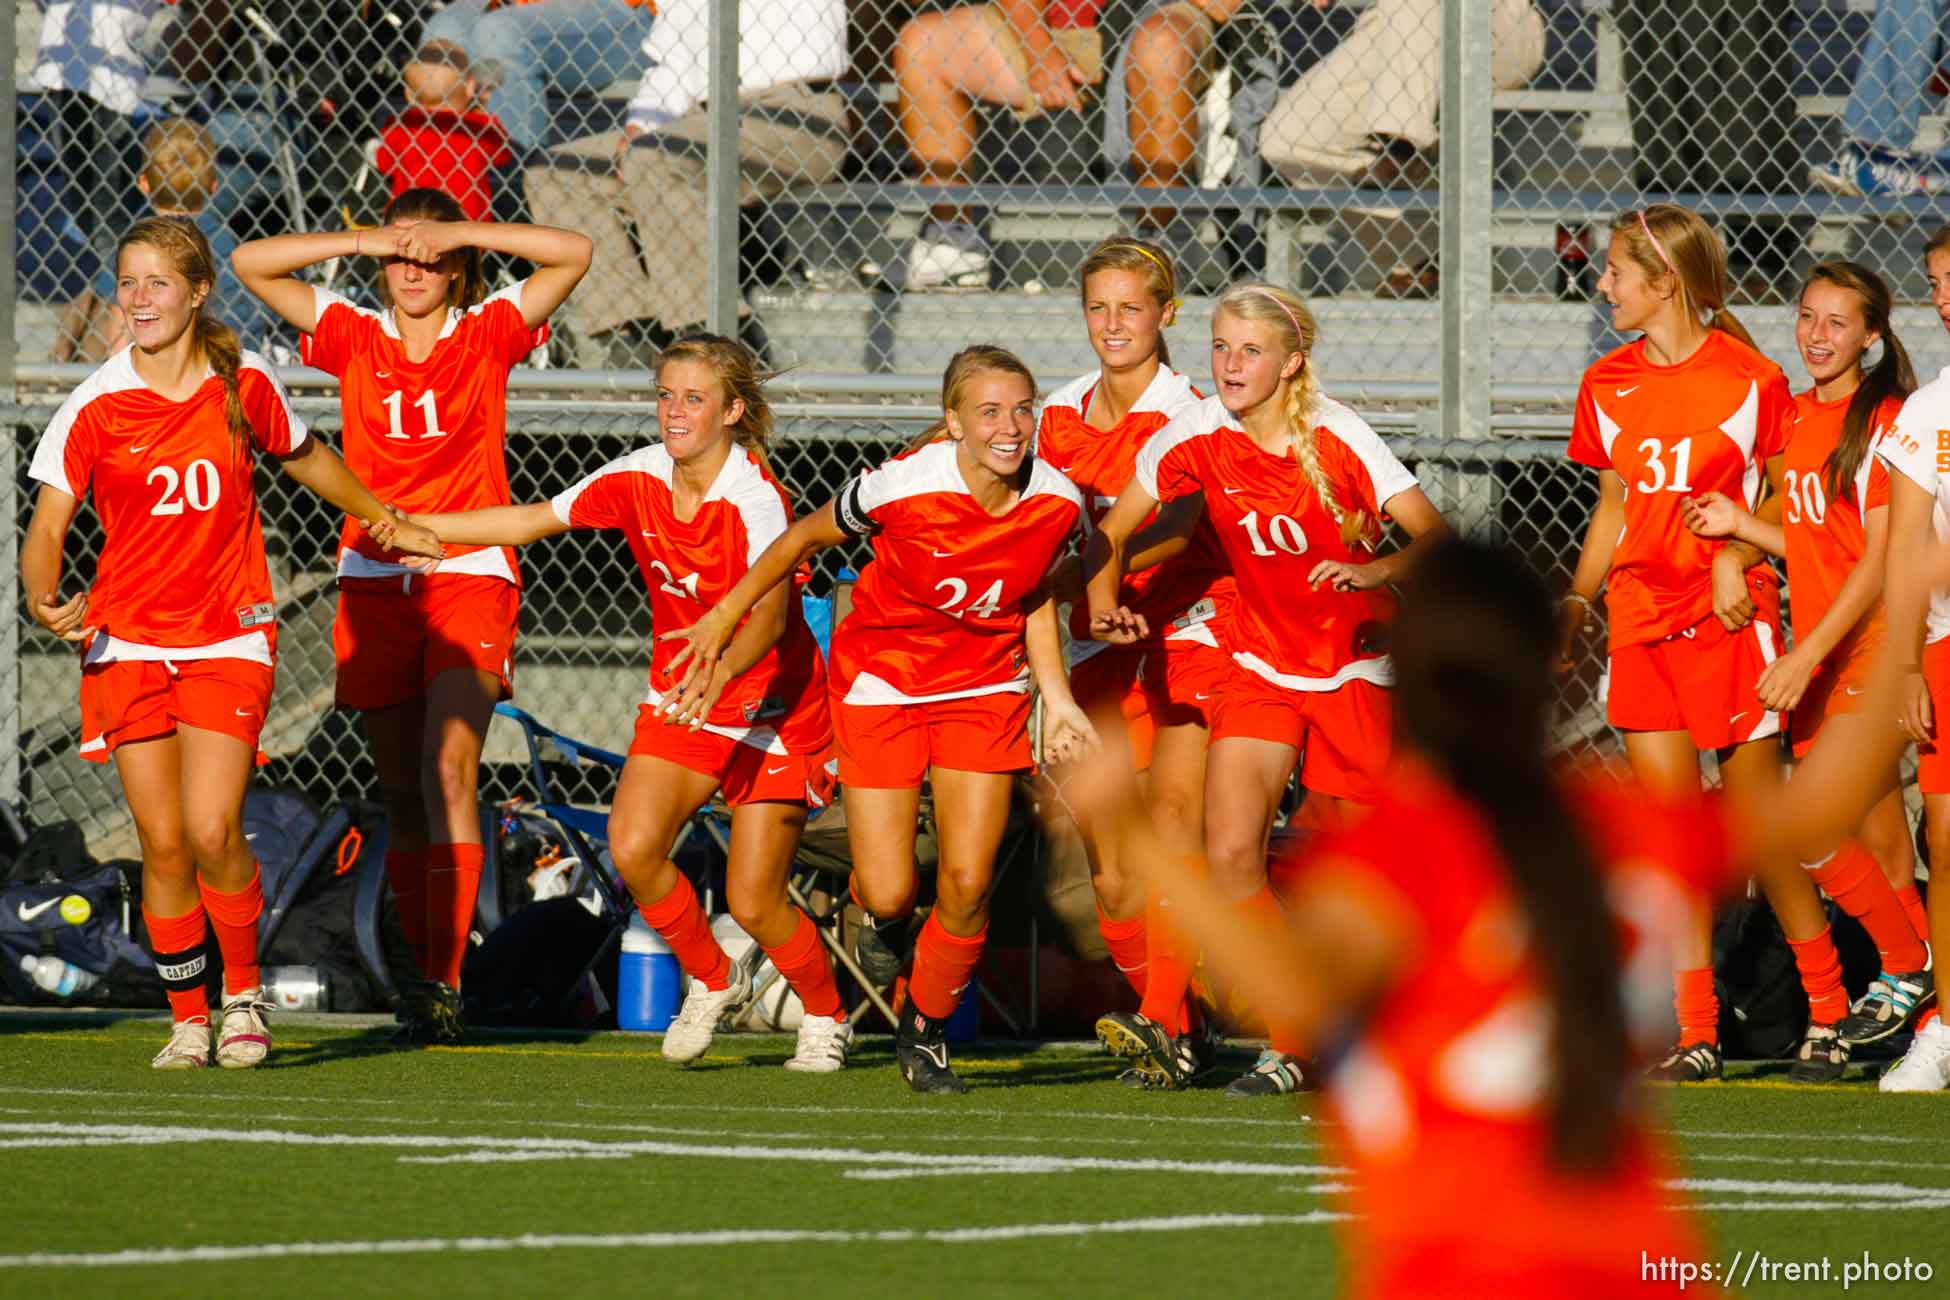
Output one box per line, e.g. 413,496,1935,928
0,1213,1349,1270
1670,1176,1950,1200
1685,1197,1950,1212
1687,1150,1950,1175
0,1123,1340,1179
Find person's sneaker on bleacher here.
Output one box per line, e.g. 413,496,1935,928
1788,1020,1848,1085
853,914,907,988
895,1001,968,1095
1222,1049,1313,1097
785,1014,854,1073
151,1017,212,1070
1647,1039,1722,1083
1809,139,1950,197
872,220,991,291
662,966,751,1064
1879,1017,1950,1093
1837,968,1935,1046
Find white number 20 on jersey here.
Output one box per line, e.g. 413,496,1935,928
147,459,221,516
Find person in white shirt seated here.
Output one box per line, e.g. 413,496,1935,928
524,0,848,355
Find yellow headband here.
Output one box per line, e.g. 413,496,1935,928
1112,241,1180,310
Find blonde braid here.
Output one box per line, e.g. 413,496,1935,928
1280,361,1371,548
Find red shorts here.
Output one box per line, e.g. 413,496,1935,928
630,705,836,808
1789,642,1876,758
79,656,275,763
1208,661,1392,805
334,573,517,711
1071,641,1231,770
1605,579,1784,751
834,689,1033,788
1916,638,1950,793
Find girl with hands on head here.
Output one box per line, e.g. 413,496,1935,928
664,345,1094,1095
385,336,855,1073
1084,280,1447,1097
233,188,591,1045
22,216,439,1074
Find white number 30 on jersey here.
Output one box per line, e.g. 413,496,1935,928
148,460,221,516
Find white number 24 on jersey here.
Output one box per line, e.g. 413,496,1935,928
934,576,1005,619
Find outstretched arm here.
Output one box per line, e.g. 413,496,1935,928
231,230,370,334
390,502,572,549
279,439,443,558
388,221,594,327
660,501,850,684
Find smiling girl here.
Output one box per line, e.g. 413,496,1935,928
378,336,850,1072
23,216,441,1070
1678,262,1932,1078
1560,203,1851,1083
663,345,1096,1094
1084,280,1448,1095
233,193,591,1043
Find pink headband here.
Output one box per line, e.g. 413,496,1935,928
1250,286,1305,341
1637,210,1675,277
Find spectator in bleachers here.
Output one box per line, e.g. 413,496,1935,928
1810,0,1950,198
52,118,279,362
880,0,1237,291
1614,0,1800,299
376,41,515,223
522,0,848,356
1259,0,1544,190
30,0,160,251
420,0,656,153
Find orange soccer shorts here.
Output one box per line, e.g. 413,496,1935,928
334,573,517,711
79,656,275,762
833,689,1033,788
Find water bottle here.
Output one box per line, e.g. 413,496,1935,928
616,914,682,1031
20,954,100,998
261,965,330,1012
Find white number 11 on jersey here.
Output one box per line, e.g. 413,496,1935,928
382,390,448,440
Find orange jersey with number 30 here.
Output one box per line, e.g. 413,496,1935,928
304,282,546,584
1779,390,1895,657
29,349,307,660
1569,332,1793,648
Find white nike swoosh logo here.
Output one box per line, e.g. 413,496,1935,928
129,443,149,453
375,371,393,378
1730,710,1749,723
931,549,952,558
1844,686,1866,696
642,531,656,538
1616,385,1641,397
234,708,253,717
1223,488,1244,495
766,765,789,775
1194,692,1210,700
16,899,59,923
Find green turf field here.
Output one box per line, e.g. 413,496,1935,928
2,1012,1946,1299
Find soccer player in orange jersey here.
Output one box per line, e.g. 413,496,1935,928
663,346,1097,1094
379,337,851,1071
1086,282,1449,1096
1560,204,1863,1084
1679,263,1934,1075
1871,221,1950,1093
1034,237,1223,1083
21,217,442,1071
233,191,591,1043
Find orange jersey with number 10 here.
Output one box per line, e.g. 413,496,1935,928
303,282,546,585
1569,332,1794,649
29,349,307,662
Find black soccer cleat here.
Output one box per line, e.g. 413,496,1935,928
854,914,908,989
1836,969,1936,1047
392,980,465,1047
895,1003,968,1095
1647,1039,1722,1083
1096,1011,1198,1090
1788,1020,1849,1085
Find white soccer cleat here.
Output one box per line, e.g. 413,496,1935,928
784,1014,853,1073
1879,1018,1950,1093
216,988,274,1069
661,969,749,1064
152,1017,212,1070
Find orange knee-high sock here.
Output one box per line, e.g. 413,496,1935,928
1096,906,1149,998
424,842,485,989
761,910,843,1020
385,849,429,979
1808,843,1930,971
1892,882,1930,949
198,868,263,997
144,904,211,1024
1139,866,1200,1036
1239,885,1308,1058
637,870,730,990
1788,926,1850,1025
908,911,986,1021
1674,967,1719,1048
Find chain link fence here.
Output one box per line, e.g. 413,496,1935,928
13,0,1950,850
